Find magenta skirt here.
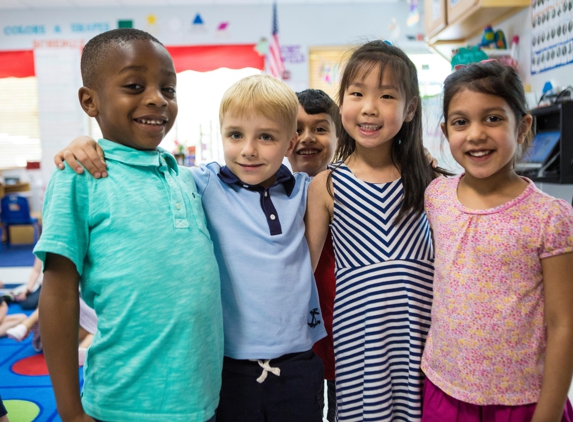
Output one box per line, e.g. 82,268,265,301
422,378,573,422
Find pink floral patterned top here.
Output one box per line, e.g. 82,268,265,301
421,175,573,405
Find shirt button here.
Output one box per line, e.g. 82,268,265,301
176,203,181,210
270,214,276,220
243,184,249,188
264,191,268,197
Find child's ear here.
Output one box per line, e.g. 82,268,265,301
440,122,448,139
404,97,418,122
79,87,99,118
517,114,533,144
285,132,298,157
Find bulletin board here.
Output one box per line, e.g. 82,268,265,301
308,47,349,101
531,0,573,74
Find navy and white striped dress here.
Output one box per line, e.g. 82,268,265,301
329,163,434,422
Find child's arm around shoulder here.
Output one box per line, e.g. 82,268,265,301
40,253,94,422
54,136,107,179
305,169,334,271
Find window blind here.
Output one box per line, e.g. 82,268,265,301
0,77,41,169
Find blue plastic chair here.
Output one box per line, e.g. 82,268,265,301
0,195,41,245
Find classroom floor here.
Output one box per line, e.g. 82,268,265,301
1,265,65,422
1,259,573,422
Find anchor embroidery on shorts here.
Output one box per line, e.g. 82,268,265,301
308,308,321,328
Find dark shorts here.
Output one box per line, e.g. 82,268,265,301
0,394,7,418
217,349,324,422
318,379,336,422
19,286,41,310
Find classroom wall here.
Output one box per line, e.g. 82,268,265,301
468,8,573,202
470,8,572,100
0,2,425,183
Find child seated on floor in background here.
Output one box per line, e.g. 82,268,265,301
7,296,96,364
0,296,26,338
36,28,223,422
55,74,327,422
290,88,339,422
1,257,43,310
0,257,43,337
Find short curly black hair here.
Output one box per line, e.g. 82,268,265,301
296,89,340,136
81,28,163,88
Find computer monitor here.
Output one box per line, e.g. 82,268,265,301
521,130,561,165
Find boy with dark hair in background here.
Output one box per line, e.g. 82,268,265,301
36,28,222,422
290,89,339,422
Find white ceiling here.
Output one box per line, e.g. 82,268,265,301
0,0,388,9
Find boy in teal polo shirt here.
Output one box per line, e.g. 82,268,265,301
35,29,222,422
54,76,327,422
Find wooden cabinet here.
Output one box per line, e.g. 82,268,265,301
426,0,448,39
425,0,530,51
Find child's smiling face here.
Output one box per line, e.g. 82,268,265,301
339,68,414,154
221,108,296,188
81,39,177,151
288,105,337,177
443,89,531,182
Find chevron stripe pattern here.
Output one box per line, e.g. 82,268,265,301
329,163,434,422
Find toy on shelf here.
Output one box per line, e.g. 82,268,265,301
479,25,495,47
478,25,520,70
451,46,489,69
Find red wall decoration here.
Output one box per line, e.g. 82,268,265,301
0,44,264,78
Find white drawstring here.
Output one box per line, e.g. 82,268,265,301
250,359,281,383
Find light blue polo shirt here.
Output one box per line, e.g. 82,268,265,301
191,162,326,360
35,139,223,422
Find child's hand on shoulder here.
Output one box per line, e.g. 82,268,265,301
424,147,438,168
55,136,107,178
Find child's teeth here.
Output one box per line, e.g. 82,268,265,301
360,124,380,130
470,151,489,157
141,119,162,125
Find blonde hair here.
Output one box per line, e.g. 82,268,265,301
219,74,298,134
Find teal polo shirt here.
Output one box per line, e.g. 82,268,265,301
35,139,223,422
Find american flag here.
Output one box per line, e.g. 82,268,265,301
267,2,285,79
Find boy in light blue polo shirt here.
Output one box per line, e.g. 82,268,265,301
57,75,326,422
35,29,222,422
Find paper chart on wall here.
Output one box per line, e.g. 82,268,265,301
531,0,573,74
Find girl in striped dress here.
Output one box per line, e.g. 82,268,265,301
305,40,448,421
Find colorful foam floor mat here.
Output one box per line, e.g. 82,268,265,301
0,303,84,422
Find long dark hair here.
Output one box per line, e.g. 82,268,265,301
442,61,533,161
330,40,448,222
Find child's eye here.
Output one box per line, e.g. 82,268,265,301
229,132,242,140
260,134,274,142
315,127,327,133
296,128,303,135
125,84,143,90
163,87,176,95
485,115,502,123
451,119,467,126
381,94,394,99
349,91,362,97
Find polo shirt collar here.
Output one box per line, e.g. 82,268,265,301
218,164,295,196
98,138,178,174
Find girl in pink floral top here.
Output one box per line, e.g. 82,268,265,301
421,61,573,422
